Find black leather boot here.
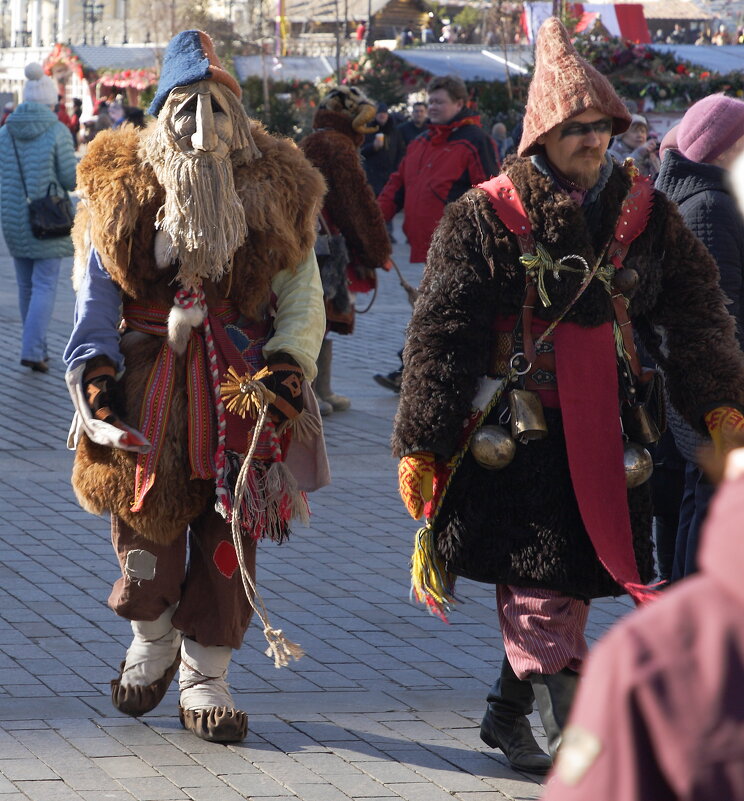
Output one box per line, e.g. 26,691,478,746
529,668,580,758
480,658,553,774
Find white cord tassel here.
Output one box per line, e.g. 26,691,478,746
230,387,304,668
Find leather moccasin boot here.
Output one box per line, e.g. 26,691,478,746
480,658,552,774
111,605,182,717
178,639,247,743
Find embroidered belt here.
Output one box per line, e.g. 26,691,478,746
491,316,558,407
122,300,274,513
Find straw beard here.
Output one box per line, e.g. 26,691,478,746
142,111,250,292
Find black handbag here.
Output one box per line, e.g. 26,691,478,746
314,216,352,315
11,136,74,239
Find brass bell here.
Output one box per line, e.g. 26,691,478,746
624,441,653,488
471,425,516,470
509,389,548,443
622,403,660,445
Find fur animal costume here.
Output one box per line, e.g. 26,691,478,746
299,86,391,334
70,123,326,545
393,155,744,599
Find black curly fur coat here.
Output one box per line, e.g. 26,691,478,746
392,156,744,599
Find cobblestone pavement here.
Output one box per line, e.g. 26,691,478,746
0,215,635,800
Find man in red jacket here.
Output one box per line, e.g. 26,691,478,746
374,74,498,391
378,74,498,263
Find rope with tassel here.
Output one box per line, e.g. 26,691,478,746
220,368,305,668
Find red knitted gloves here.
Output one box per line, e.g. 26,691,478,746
398,451,435,519
704,406,744,456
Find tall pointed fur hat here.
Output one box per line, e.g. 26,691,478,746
148,30,241,117
519,17,631,157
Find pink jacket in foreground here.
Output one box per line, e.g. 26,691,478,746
542,473,744,801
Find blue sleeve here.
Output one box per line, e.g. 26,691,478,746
64,249,125,374
54,122,77,191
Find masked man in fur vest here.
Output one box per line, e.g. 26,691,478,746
394,18,744,773
299,86,391,415
63,31,328,743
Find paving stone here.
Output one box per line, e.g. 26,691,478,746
156,765,226,788
0,758,59,780
92,756,160,778
13,781,84,801
222,773,290,796
115,777,188,800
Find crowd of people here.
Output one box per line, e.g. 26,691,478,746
656,21,744,45
2,20,744,796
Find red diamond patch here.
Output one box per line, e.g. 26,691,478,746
213,540,239,579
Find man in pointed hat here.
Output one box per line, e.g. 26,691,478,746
393,17,744,771
63,30,329,742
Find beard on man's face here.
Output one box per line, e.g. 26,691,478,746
566,147,604,189
145,132,247,292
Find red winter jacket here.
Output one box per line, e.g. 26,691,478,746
377,110,498,262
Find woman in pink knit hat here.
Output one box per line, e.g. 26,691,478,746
654,93,744,584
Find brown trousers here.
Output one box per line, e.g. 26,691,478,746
109,505,256,650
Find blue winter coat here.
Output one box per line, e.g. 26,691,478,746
0,102,77,259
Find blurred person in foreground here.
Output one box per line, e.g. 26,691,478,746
393,17,744,774
0,62,77,372
655,93,744,581
542,436,744,800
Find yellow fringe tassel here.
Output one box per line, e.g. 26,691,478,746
410,523,457,623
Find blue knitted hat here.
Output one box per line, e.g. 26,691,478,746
148,30,241,117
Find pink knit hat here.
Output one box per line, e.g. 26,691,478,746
519,18,631,157
659,123,679,158
677,94,744,164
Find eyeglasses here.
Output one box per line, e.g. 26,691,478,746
559,119,613,139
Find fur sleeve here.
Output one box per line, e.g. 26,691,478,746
392,191,503,459
649,192,744,428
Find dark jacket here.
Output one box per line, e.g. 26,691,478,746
542,474,744,801
397,119,426,149
378,109,498,262
361,116,404,196
655,148,744,461
392,156,744,598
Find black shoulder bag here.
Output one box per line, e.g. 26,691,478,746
11,135,74,239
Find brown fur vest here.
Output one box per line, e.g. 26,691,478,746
71,124,326,544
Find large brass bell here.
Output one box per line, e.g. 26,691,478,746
471,425,516,470
624,440,653,488
509,389,548,443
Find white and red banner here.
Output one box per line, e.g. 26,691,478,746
523,3,651,44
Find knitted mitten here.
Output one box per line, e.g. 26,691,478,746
398,451,435,519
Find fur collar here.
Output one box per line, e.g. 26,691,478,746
487,155,633,324
72,123,326,317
